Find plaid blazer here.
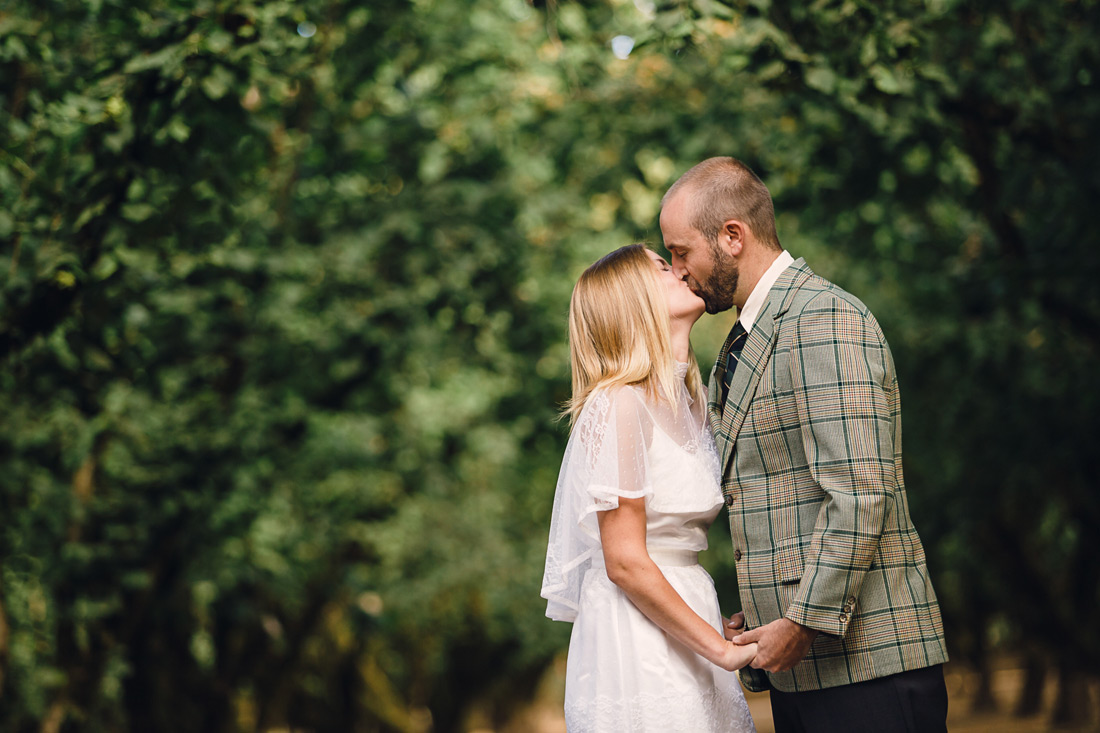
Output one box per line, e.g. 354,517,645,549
710,259,948,693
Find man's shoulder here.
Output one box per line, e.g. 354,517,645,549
786,268,877,324
778,267,892,346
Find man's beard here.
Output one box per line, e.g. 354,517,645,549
691,243,739,314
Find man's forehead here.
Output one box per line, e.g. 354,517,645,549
660,192,697,241
661,189,693,223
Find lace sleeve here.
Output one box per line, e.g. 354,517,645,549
540,387,654,622
576,387,654,529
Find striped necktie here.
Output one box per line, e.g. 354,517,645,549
720,322,748,409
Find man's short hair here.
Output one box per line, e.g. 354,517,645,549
662,157,780,251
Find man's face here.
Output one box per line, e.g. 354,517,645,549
659,192,739,315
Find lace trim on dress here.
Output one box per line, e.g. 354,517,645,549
565,685,757,733
575,390,612,471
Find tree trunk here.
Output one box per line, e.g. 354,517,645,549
971,656,998,714
1051,659,1091,726
1014,652,1046,717
969,624,998,714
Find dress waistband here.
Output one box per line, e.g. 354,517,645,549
590,548,700,568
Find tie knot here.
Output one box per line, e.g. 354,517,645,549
730,322,748,348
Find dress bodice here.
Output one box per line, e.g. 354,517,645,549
640,412,724,553
542,363,725,622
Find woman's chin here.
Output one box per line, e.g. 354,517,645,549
675,307,706,327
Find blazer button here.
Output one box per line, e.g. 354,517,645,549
734,549,743,561
724,494,735,507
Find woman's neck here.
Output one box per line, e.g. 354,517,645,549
670,319,692,363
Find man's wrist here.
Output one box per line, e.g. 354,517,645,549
783,617,819,642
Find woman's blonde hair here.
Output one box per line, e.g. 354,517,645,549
563,244,704,426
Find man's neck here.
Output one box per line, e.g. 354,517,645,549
735,248,784,311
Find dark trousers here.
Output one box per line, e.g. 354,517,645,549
770,664,948,733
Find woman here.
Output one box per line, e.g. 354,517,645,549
541,244,758,732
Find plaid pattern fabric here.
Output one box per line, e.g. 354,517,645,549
708,259,948,693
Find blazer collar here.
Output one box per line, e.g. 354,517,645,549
709,259,814,473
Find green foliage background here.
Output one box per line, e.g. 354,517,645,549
2,0,1098,730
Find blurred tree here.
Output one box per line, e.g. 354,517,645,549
1,1,581,730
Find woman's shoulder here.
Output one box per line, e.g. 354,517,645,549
573,384,651,436
586,383,650,415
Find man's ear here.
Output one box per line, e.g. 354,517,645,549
721,219,749,257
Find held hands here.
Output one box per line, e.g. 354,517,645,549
725,614,818,673
715,639,758,672
715,612,757,671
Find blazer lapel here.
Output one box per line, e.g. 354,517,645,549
706,362,722,427
708,322,742,432
713,259,814,474
714,306,778,472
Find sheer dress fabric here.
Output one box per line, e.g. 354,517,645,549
541,364,756,733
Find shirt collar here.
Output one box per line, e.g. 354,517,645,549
737,250,794,333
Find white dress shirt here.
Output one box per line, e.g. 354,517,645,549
737,250,795,333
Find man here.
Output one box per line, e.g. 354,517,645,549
660,157,949,732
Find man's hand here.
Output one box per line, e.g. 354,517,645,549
722,611,746,642
732,618,818,672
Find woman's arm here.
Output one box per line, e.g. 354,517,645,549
597,496,757,672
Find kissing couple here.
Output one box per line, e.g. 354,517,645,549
541,157,950,732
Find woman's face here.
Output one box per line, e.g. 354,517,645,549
645,249,706,324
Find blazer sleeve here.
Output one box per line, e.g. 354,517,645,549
784,295,895,637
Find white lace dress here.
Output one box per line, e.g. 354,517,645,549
541,365,756,733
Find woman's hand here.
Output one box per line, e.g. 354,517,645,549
723,611,746,641
715,640,758,671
